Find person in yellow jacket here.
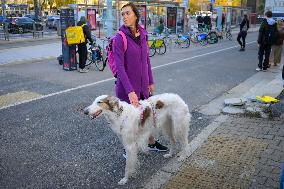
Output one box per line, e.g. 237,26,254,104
77,16,93,73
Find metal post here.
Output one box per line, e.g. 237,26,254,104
117,0,120,30
38,0,42,18
106,0,113,37
34,0,38,21
1,0,6,17
98,0,100,38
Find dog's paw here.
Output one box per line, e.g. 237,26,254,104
163,153,173,158
118,177,128,185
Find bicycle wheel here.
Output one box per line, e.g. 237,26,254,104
148,40,156,57
95,58,105,71
85,50,93,66
94,48,105,71
157,42,166,55
199,39,208,46
177,38,190,48
207,32,218,44
226,32,233,40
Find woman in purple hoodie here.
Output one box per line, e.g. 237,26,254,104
113,2,168,152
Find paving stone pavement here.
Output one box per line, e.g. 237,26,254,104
162,116,284,189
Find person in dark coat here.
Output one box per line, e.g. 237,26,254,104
271,20,284,66
196,15,204,30
256,11,278,71
77,16,93,73
237,14,249,51
203,14,211,30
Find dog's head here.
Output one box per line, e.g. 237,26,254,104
84,95,122,119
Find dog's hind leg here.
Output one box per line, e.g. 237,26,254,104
118,143,138,185
163,118,176,159
177,114,190,161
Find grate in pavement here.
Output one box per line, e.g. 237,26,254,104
163,136,268,189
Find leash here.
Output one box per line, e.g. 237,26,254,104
146,99,157,128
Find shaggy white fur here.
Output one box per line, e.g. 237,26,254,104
84,93,191,185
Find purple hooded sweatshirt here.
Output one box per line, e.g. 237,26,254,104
113,25,154,103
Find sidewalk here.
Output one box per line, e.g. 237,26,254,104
0,41,61,65
0,31,59,44
163,115,283,189
144,66,284,189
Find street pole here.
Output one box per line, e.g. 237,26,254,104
117,0,120,30
106,0,113,37
98,0,100,38
2,0,6,17
34,0,38,21
38,0,42,18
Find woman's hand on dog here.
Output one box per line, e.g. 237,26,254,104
128,92,139,107
148,84,155,95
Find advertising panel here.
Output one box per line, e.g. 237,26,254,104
87,9,96,30
137,5,147,29
167,7,177,33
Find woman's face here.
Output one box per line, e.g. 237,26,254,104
121,6,137,27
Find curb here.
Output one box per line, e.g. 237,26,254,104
0,35,60,45
143,115,228,189
0,56,56,66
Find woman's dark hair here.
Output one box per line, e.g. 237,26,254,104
265,11,272,18
121,2,140,29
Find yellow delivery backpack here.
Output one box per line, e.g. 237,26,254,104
65,24,86,45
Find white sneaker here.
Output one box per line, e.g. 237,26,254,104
256,67,262,71
79,68,89,73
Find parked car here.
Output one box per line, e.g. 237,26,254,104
3,17,43,34
47,16,60,30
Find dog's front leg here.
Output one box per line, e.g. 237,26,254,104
118,143,138,185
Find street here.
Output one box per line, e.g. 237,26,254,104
0,31,271,188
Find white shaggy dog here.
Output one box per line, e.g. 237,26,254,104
84,93,191,185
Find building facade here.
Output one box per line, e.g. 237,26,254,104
265,0,284,12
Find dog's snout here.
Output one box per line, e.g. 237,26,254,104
84,107,89,115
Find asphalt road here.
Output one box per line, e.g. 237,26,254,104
0,32,260,188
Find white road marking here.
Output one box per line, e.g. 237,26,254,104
0,41,257,111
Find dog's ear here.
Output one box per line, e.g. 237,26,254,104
155,100,164,109
102,96,119,111
141,106,151,127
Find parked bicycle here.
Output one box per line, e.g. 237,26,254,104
148,35,166,57
214,27,233,41
161,28,190,49
77,36,107,71
86,43,106,71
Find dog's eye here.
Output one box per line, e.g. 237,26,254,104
97,101,102,104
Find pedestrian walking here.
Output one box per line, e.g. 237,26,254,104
221,13,225,30
77,16,93,73
196,15,204,30
237,14,249,51
271,20,284,66
113,2,168,152
203,13,211,30
256,11,278,72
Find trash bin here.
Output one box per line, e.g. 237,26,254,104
57,55,63,65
